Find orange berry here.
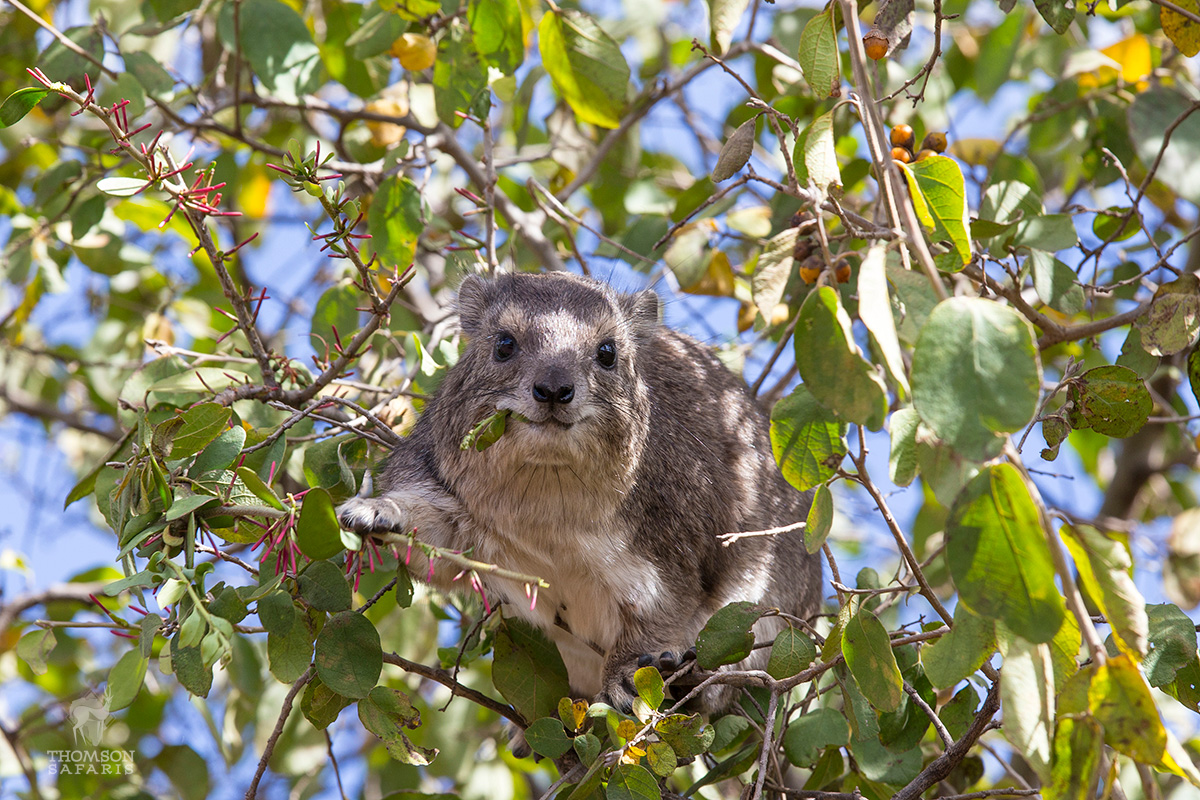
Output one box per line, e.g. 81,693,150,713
891,146,912,164
890,124,915,150
863,30,888,60
834,258,852,283
915,148,938,161
799,254,824,284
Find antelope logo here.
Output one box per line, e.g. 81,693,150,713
67,692,111,748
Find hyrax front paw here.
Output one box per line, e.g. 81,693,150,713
336,495,410,534
601,649,694,713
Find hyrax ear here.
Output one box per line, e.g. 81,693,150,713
456,274,495,336
622,289,661,343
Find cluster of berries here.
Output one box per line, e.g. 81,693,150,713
890,124,948,164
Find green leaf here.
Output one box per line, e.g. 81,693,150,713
154,744,210,800
709,0,750,54
368,175,424,270
889,407,920,487
433,22,490,126
770,385,848,492
945,464,1066,643
267,616,312,683
803,111,841,199
1092,207,1140,242
172,635,214,697
358,686,437,764
633,665,665,709
920,603,995,688
842,606,902,712
1035,0,1076,33
751,228,799,321
911,297,1041,461
124,51,175,95
849,731,922,785
1048,714,1104,800
606,763,661,800
1028,249,1084,315
997,632,1054,780
165,492,219,522
794,286,888,430
1143,603,1199,687
695,601,765,669
646,741,677,777
216,0,324,102
298,559,353,612
148,367,254,398
311,283,360,355
315,611,382,699
1089,653,1167,764
798,9,839,99
1129,88,1200,207
171,404,232,459
258,590,296,636
16,628,57,675
804,485,834,554
857,244,910,397
1136,272,1200,357
782,707,850,766
1117,327,1159,378
0,86,55,129
492,617,570,721
654,713,714,757
1065,365,1152,438
538,8,629,129
106,648,148,711
525,717,573,759
237,466,285,511
470,0,523,73
574,731,602,765
345,1,406,59
1013,213,1078,252
900,156,972,272
296,487,346,560
975,11,1022,100
767,626,817,679
1061,524,1147,659
301,676,352,730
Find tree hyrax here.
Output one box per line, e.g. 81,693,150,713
337,272,821,711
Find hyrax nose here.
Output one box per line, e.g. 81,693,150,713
532,381,575,405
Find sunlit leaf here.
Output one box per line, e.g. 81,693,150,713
538,8,629,128
946,465,1066,643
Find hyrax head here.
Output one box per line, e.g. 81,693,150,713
455,273,659,452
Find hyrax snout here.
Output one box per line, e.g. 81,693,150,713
337,271,821,714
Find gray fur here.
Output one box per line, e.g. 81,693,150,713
337,272,821,711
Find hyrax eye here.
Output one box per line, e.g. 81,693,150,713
596,340,617,369
493,333,517,362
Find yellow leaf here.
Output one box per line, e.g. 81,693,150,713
238,166,272,220
571,699,588,731
685,250,736,296
948,138,1002,166
391,33,438,71
1162,0,1200,57
365,93,409,148
1103,34,1153,83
